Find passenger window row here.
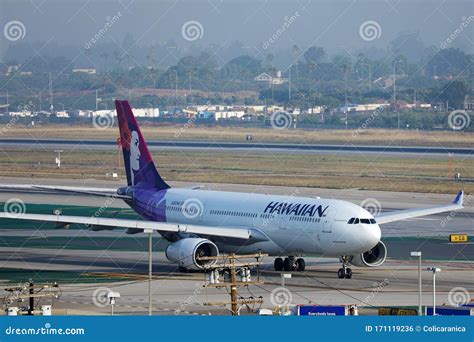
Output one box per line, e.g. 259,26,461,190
347,218,377,224
210,209,257,218
290,217,321,223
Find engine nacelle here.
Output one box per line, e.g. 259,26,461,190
165,238,219,270
349,241,387,267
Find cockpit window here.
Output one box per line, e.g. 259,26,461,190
348,217,377,224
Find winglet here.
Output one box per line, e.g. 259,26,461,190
453,191,464,206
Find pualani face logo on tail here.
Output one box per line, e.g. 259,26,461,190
130,131,141,186
264,201,329,217
118,114,141,186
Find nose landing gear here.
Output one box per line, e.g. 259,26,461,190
274,256,305,272
338,256,353,279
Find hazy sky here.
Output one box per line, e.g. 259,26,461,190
1,0,473,63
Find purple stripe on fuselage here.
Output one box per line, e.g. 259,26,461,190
131,188,168,222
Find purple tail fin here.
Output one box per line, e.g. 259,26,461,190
115,100,169,190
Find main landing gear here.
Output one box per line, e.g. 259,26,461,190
274,256,305,272
338,256,353,279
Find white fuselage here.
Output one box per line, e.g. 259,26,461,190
156,189,381,257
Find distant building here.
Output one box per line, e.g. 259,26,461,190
214,110,246,120
198,111,214,119
306,106,325,114
72,68,97,75
134,108,160,118
254,71,288,85
338,103,389,113
265,105,285,113
254,72,273,83
402,103,432,110
464,95,474,111
92,108,159,118
5,64,20,75
55,111,69,118
69,110,93,118
10,111,32,117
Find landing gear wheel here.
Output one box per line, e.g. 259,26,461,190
283,257,294,272
274,258,284,271
345,267,353,279
337,268,344,279
338,255,353,279
296,258,305,272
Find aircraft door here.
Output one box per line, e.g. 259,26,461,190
278,214,287,229
322,207,336,233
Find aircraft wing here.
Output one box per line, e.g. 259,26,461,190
375,191,464,224
0,184,130,199
0,212,255,240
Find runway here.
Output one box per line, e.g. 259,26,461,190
1,248,472,315
1,138,473,157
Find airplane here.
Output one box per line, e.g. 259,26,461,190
0,100,465,278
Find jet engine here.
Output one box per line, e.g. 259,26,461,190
165,238,219,270
349,241,387,267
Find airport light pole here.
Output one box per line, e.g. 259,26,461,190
427,267,441,315
410,251,422,315
360,62,372,92
281,273,291,288
392,60,402,129
145,229,153,316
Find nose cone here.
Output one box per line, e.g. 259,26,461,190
364,224,381,249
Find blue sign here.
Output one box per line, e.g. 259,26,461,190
0,316,472,342
298,305,347,316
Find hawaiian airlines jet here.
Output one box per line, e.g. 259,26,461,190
0,100,464,278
